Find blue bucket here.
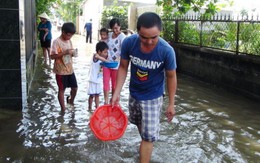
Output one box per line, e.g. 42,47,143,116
101,61,119,68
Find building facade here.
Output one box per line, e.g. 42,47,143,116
0,0,37,110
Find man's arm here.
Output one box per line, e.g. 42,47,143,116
165,69,177,122
111,58,129,105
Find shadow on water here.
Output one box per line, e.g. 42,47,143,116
1,34,260,162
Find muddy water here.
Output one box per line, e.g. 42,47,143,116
0,34,260,162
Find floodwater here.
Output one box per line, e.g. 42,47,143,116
0,33,260,163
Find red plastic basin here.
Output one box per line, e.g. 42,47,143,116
90,105,128,141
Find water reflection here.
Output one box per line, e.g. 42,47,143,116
1,34,260,162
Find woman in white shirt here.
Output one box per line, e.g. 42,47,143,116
103,18,126,104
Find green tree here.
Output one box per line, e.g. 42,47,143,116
54,0,84,24
156,0,232,18
240,23,260,55
178,21,200,45
36,0,57,22
101,1,128,30
157,0,231,42
36,0,84,24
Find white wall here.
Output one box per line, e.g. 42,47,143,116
82,0,104,40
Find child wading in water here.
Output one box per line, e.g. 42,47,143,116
50,22,78,112
87,41,109,110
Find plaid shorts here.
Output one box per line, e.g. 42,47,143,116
128,95,163,142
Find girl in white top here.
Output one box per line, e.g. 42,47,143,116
87,41,109,110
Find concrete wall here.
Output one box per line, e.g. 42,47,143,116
82,0,103,40
173,44,260,100
24,0,37,95
76,15,85,35
128,4,159,31
0,0,37,110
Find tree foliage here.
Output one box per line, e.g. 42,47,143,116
54,0,84,24
101,1,128,30
156,0,232,18
36,0,57,16
36,0,84,24
157,0,231,43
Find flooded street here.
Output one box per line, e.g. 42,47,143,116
0,33,260,162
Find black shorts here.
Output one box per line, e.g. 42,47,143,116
56,73,78,90
40,39,51,48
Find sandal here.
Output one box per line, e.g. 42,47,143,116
66,96,70,104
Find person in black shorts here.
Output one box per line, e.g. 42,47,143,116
37,12,52,64
50,22,78,112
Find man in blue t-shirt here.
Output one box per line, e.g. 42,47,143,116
111,12,177,162
84,19,92,43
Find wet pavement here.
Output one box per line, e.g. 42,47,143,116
0,31,260,162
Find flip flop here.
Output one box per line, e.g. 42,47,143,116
66,96,70,104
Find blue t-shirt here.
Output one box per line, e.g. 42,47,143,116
84,22,92,32
37,21,52,41
121,34,177,100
